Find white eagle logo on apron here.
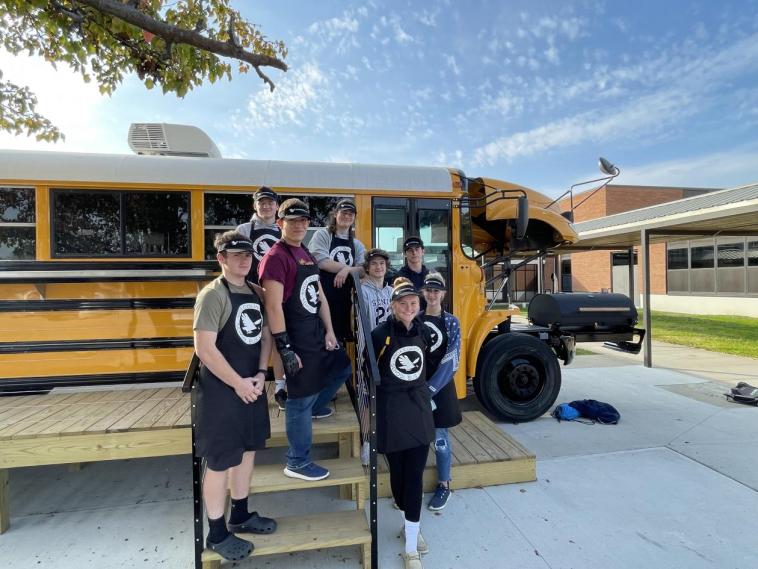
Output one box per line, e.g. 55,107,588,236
253,234,279,261
423,320,443,352
389,345,424,381
330,245,353,266
300,274,320,314
235,303,263,345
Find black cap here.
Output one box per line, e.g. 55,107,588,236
403,236,424,251
278,202,311,220
254,187,279,202
422,274,446,291
391,281,421,301
365,248,390,262
336,199,357,213
217,238,255,253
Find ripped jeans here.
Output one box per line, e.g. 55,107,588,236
434,428,452,483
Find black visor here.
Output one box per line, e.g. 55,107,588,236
279,204,311,220
218,239,255,253
336,199,357,213
422,276,446,291
254,187,279,202
403,237,424,251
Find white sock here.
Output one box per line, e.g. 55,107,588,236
404,520,420,554
275,378,286,391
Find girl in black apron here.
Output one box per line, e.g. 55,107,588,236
420,272,462,512
317,199,365,342
371,277,434,569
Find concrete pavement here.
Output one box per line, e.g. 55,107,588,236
1,349,757,569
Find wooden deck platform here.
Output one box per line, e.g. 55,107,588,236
0,385,535,536
377,411,536,496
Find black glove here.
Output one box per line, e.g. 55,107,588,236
273,331,300,379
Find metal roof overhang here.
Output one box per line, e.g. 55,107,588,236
554,184,758,252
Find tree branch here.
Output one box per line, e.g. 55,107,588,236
75,0,288,72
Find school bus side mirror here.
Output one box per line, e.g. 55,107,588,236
516,195,529,239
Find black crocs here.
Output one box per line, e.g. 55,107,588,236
207,533,254,561
227,511,278,534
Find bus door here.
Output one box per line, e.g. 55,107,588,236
372,197,452,299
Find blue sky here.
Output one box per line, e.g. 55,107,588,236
2,0,758,197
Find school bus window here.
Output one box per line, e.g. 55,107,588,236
204,192,250,259
0,186,36,260
459,202,475,258
280,194,343,227
52,189,190,257
418,207,449,268
374,206,406,267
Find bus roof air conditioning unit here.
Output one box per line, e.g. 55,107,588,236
128,123,222,158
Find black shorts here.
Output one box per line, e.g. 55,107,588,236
204,442,267,472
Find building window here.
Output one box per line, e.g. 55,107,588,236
560,257,572,292
667,247,688,270
52,189,190,257
0,187,36,260
746,241,758,267
690,245,714,269
717,242,745,267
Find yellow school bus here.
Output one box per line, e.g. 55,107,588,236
0,124,586,421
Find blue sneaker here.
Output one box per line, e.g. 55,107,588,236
427,483,451,510
283,462,330,481
312,407,333,419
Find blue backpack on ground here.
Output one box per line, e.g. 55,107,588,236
568,399,621,424
551,403,581,422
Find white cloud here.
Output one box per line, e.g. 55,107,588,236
445,54,461,76
544,45,560,64
243,63,329,131
472,89,696,165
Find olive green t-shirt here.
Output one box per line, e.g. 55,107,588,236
193,278,265,333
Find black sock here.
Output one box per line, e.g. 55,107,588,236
229,497,250,525
207,515,229,544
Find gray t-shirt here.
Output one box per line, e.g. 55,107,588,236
193,277,264,333
310,227,366,266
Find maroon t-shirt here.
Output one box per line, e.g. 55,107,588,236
258,240,318,303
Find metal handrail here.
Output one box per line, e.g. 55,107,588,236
349,272,380,569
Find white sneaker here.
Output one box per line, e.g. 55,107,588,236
401,527,429,555
402,551,423,569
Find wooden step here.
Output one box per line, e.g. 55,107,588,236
201,509,370,568
251,457,366,494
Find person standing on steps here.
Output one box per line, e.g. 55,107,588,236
372,277,435,569
259,198,352,482
236,187,289,413
360,248,392,330
193,230,277,561
397,236,429,309
420,272,462,511
309,199,366,343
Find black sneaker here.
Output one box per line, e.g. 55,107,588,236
274,389,287,411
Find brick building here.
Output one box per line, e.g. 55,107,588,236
557,184,716,304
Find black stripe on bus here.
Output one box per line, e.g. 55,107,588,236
0,298,195,312
0,371,186,394
0,261,217,271
0,337,194,355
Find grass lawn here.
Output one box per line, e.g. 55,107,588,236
575,348,595,356
645,311,758,359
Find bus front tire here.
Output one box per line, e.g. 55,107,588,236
475,333,561,423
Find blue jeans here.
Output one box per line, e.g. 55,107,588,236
434,428,452,483
285,364,352,470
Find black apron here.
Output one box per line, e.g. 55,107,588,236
248,222,281,284
282,243,350,399
376,320,435,454
421,313,462,429
319,233,355,342
196,278,271,462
